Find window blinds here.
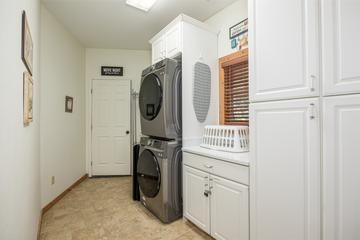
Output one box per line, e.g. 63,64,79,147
220,52,249,125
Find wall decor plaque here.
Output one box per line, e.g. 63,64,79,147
101,66,123,76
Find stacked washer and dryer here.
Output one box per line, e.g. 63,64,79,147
136,58,183,223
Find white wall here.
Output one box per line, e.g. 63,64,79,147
205,0,248,58
182,22,219,147
85,48,151,174
40,5,86,207
0,1,41,239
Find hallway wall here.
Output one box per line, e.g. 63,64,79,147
0,1,41,240
40,5,86,207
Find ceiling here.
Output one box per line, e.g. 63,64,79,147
42,0,238,50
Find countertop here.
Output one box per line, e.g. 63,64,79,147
182,146,250,166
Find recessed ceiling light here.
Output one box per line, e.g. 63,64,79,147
126,0,158,12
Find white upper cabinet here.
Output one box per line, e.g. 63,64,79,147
151,37,165,64
150,22,183,64
322,0,360,96
249,0,320,102
165,24,182,58
323,94,360,240
211,177,249,240
250,98,321,240
183,166,210,234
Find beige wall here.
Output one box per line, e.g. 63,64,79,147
40,5,86,207
205,0,248,58
85,48,151,175
0,0,41,239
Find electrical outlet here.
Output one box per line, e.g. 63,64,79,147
51,176,55,185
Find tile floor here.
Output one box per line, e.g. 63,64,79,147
40,177,213,240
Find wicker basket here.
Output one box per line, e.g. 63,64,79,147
200,125,249,153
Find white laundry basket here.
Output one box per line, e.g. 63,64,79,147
200,125,249,153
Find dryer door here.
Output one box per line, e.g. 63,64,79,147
137,149,161,198
139,73,163,121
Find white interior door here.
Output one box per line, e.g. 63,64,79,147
91,79,131,176
250,98,321,240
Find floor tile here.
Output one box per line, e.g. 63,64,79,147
40,177,214,240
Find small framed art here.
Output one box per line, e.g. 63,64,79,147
65,96,74,113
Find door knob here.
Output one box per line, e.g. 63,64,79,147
126,130,130,135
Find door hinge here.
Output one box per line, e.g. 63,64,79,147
91,89,93,94
91,161,93,166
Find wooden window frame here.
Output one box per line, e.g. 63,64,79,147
219,49,249,125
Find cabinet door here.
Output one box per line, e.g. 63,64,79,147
249,98,321,240
152,37,165,64
165,24,182,58
323,95,360,240
322,0,360,95
183,165,210,234
211,176,249,240
249,0,320,102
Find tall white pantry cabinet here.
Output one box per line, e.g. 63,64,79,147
249,1,360,240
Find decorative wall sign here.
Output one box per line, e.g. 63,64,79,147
22,11,34,75
65,96,74,113
229,18,248,39
101,66,123,76
23,72,33,126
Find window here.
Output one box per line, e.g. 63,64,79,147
219,49,249,125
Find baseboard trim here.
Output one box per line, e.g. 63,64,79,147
42,174,88,214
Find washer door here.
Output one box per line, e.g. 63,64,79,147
137,149,161,198
139,73,163,121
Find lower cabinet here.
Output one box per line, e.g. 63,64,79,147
183,164,249,240
183,166,210,233
249,98,321,240
211,177,249,240
323,94,360,240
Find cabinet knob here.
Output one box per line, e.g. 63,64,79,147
204,190,211,197
203,164,213,169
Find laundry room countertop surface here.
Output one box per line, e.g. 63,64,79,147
182,146,250,166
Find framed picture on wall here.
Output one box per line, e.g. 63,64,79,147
65,96,74,113
22,11,34,75
23,72,33,126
